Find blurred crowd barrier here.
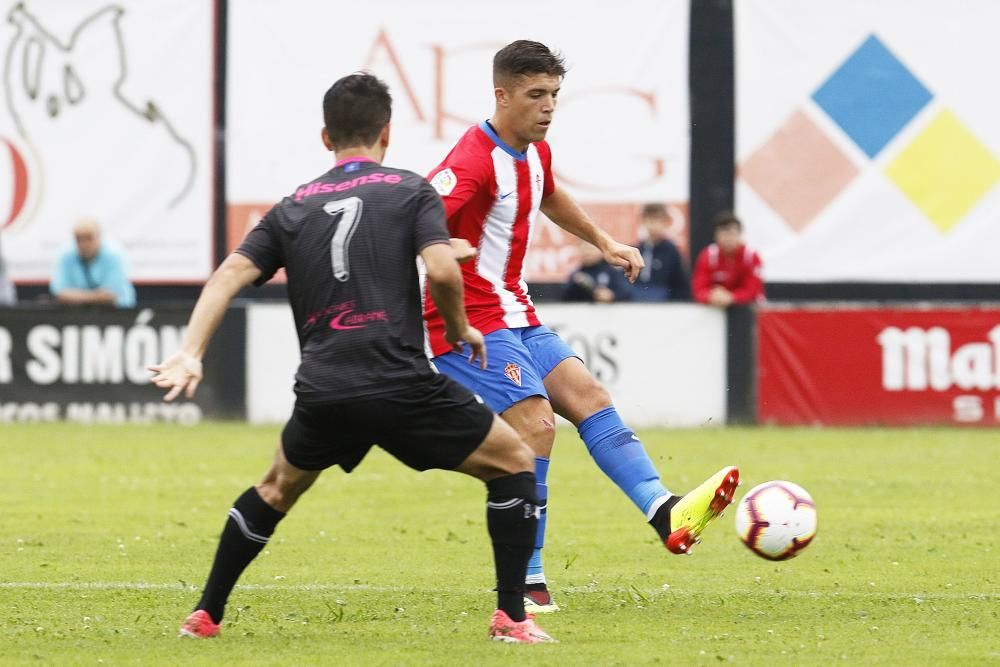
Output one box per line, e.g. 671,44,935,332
5,302,999,427
0,303,725,427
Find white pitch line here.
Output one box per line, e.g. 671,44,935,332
0,582,995,601
561,586,999,601
0,582,407,592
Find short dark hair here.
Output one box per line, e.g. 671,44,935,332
323,73,392,149
712,210,742,232
641,203,670,220
493,40,567,86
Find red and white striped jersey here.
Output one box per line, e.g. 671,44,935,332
423,121,555,357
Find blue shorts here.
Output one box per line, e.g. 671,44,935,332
433,325,579,414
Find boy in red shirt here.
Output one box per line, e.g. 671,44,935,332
692,211,765,307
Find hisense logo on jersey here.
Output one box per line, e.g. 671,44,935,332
877,325,1000,392
294,173,402,201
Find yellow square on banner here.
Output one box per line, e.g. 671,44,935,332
886,109,1000,233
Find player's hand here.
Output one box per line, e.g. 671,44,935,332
449,237,477,264
149,351,203,401
446,325,488,369
602,241,644,282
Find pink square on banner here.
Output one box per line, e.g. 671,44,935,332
740,110,859,232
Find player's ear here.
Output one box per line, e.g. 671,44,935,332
494,86,509,108
379,123,390,149
320,127,334,151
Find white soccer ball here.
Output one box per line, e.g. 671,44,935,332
734,481,817,560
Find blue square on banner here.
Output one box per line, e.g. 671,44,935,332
812,35,932,158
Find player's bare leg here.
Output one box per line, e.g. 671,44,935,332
180,446,320,638
542,357,612,425
256,445,322,511
499,397,558,612
499,396,555,460
544,357,737,554
454,416,556,643
453,412,536,479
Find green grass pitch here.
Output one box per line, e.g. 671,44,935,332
1,423,997,665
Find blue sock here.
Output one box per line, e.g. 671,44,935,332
578,407,670,518
525,456,549,584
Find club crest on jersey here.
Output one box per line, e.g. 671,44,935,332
430,168,457,196
504,362,522,387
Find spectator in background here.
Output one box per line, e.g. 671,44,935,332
562,240,633,303
633,203,690,302
50,219,135,307
692,211,764,308
0,230,15,305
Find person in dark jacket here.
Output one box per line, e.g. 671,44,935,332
633,203,690,302
562,240,634,303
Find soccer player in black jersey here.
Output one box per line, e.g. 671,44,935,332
150,73,554,644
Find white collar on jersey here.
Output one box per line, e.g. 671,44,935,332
479,120,528,162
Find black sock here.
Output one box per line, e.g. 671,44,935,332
649,495,681,541
486,472,538,623
195,487,286,623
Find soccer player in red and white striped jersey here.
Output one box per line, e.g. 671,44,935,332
422,118,551,351
425,41,738,614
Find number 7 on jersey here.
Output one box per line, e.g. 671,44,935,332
323,196,364,282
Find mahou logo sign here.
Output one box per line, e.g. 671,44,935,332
758,309,1000,426
878,325,1000,392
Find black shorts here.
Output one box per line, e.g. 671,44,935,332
281,373,494,473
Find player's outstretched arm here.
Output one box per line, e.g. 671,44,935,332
420,242,487,368
541,185,645,282
149,253,262,401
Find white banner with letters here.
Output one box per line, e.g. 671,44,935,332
245,303,726,428
735,0,1000,282
0,0,214,283
226,0,690,281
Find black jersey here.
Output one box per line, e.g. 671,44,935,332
236,158,450,402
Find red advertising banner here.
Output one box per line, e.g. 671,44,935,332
758,308,1000,426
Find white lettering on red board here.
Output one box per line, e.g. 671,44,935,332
877,325,1000,392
